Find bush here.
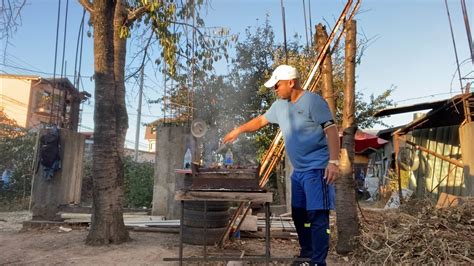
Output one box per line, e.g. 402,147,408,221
123,156,154,208
0,109,35,207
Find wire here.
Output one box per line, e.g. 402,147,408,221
60,0,69,78
51,0,61,123
444,0,464,93
460,0,474,65
0,62,92,79
393,92,456,104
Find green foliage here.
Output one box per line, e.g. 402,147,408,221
82,155,154,208
125,0,232,78
0,109,35,205
123,156,154,208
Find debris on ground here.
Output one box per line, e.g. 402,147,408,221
351,198,474,264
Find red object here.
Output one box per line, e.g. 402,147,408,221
339,130,388,154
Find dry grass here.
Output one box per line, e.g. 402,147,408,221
350,198,473,264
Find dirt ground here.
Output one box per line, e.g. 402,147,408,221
0,211,322,265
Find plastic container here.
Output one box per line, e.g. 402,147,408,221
183,148,192,169
224,149,233,166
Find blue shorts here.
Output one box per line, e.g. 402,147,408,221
291,169,335,210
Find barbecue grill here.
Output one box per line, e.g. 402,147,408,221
188,163,264,192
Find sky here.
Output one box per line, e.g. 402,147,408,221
1,0,473,150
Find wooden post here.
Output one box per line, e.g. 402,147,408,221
335,19,359,254
315,23,336,118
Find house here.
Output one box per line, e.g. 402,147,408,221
144,116,190,152
144,124,157,152
0,74,90,130
374,92,474,198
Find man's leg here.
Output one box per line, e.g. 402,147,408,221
307,210,330,266
301,169,333,265
291,207,312,258
291,171,312,259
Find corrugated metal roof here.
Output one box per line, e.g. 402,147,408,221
394,92,474,135
373,98,449,117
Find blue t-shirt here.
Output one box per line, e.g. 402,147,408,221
264,91,333,171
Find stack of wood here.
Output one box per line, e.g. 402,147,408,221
59,211,297,237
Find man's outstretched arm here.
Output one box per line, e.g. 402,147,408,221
223,115,269,144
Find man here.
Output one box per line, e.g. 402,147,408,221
223,65,340,265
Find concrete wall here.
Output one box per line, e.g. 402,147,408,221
459,122,474,196
0,77,32,127
31,128,85,220
152,125,192,219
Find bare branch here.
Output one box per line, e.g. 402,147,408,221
126,1,162,25
1,0,27,59
78,0,94,14
125,30,154,81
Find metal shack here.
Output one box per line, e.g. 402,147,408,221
374,92,474,198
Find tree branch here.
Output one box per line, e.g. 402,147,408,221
127,5,150,24
78,0,94,14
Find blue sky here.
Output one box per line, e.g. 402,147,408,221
1,0,473,149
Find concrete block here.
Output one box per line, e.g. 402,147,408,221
238,214,258,232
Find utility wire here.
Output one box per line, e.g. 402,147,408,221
460,0,474,65
60,0,69,78
444,0,464,93
0,62,93,79
308,0,313,47
303,0,309,49
51,0,61,124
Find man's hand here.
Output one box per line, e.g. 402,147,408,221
223,128,241,144
324,163,339,184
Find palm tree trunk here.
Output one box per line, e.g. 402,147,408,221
85,0,129,245
335,19,359,254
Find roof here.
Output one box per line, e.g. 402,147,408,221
0,73,41,80
0,73,76,91
394,92,474,135
376,126,403,140
373,98,448,117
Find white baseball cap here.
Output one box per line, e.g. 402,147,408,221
263,65,300,88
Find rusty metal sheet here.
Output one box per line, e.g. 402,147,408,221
190,177,263,192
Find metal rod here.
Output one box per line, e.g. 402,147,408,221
163,256,308,262
303,0,309,49
134,67,144,161
444,0,464,92
460,0,474,65
203,200,207,259
265,202,271,265
405,140,463,167
429,165,457,193
179,200,184,266
281,0,288,64
308,0,313,47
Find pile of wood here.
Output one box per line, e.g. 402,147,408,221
351,198,473,264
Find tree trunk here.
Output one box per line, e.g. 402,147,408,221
85,0,130,245
315,23,336,118
113,0,129,156
335,19,359,254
